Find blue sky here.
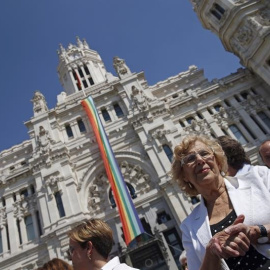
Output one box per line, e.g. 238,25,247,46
0,0,241,152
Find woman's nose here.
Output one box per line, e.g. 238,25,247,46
195,153,205,163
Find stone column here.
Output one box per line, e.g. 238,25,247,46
5,194,19,253
0,225,8,253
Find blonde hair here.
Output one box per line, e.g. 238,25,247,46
171,135,227,196
68,219,113,259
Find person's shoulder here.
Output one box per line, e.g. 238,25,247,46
251,165,270,176
116,264,139,270
180,202,202,229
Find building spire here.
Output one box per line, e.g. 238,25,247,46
76,36,83,48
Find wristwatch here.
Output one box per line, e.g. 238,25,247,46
257,225,269,244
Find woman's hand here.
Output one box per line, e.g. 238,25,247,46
207,215,250,259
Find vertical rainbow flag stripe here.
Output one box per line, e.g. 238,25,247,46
81,96,145,245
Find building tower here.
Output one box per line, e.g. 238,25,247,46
190,0,270,87
57,36,115,95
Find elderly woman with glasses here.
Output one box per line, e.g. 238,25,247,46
171,135,270,270
67,218,139,270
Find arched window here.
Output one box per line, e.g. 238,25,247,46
20,189,28,198
240,91,249,100
210,3,225,20
214,105,221,112
65,124,73,138
77,119,86,133
186,117,195,124
109,182,137,209
55,192,66,218
114,103,124,117
163,144,173,162
101,109,111,122
179,120,185,127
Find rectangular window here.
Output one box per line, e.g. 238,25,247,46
114,104,124,117
258,112,270,129
77,119,86,133
89,77,94,86
102,109,111,122
25,215,35,241
78,68,84,78
84,65,90,75
82,80,88,88
229,124,248,145
55,192,66,218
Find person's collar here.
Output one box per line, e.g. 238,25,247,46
235,163,251,176
101,256,120,270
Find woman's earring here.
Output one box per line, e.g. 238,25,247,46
188,182,193,189
221,171,225,177
87,253,92,261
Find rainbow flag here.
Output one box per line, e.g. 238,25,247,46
81,96,145,245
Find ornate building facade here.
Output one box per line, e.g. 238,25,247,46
0,31,270,270
190,0,270,87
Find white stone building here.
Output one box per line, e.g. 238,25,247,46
190,0,270,87
1,6,270,270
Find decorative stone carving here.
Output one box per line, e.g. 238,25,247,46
31,91,48,116
45,174,63,198
253,9,270,26
113,56,131,78
240,94,267,113
13,198,28,219
0,207,7,228
190,0,202,9
131,86,152,111
235,24,253,46
87,162,153,213
183,119,211,136
87,174,107,214
36,126,55,154
226,107,240,121
151,128,171,140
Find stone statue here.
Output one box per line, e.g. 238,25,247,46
113,56,131,78
31,91,48,116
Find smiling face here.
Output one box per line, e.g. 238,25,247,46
181,140,222,194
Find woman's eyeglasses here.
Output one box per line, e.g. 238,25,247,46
181,149,214,166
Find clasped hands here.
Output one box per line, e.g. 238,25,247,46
207,214,255,260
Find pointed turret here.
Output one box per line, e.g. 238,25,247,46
57,37,111,95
